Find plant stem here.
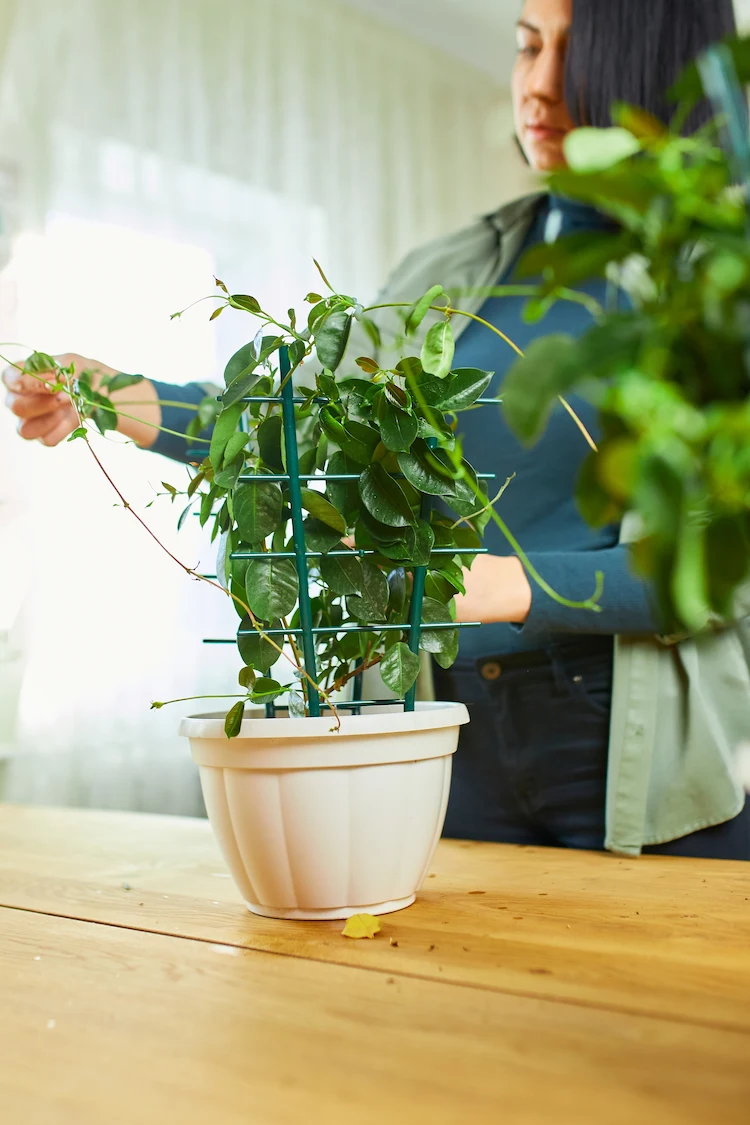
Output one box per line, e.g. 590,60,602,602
448,284,605,320
330,651,383,694
152,695,246,708
364,302,598,452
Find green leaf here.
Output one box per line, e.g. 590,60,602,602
23,351,57,375
347,560,389,622
387,567,407,616
339,377,378,401
502,335,578,444
216,531,232,589
435,368,494,411
187,468,207,498
223,431,250,468
238,666,256,689
303,517,343,553
233,481,283,541
229,294,261,313
433,557,466,595
107,372,145,395
359,465,416,528
419,596,458,655
222,336,283,406
224,341,259,386
67,426,88,442
378,401,419,453
356,356,380,374
425,571,454,604
222,372,261,409
421,320,455,380
563,127,641,173
358,507,408,548
380,642,421,695
93,405,118,435
258,414,284,470
210,402,245,472
315,432,329,471
326,452,360,517
406,284,445,335
200,485,216,527
214,459,243,491
397,442,456,497
342,420,381,465
250,678,285,703
444,466,485,520
402,519,435,567
706,252,748,294
671,502,711,633
197,396,220,428
516,231,635,288
237,616,282,673
315,308,352,371
224,701,245,739
320,407,380,464
433,627,459,669
245,557,299,620
320,553,364,596
300,488,347,534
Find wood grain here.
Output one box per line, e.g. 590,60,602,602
1,805,749,1031
2,906,749,1125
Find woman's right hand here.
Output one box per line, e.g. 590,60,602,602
2,353,114,447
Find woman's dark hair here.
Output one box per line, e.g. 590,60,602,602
565,0,738,130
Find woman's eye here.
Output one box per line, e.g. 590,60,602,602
517,44,540,58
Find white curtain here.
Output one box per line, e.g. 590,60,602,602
0,0,528,813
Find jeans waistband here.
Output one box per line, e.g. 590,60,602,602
436,636,613,679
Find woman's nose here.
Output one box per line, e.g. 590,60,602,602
527,45,565,104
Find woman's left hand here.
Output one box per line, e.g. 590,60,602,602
454,554,532,625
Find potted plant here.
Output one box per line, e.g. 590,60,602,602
172,286,501,919
18,247,603,919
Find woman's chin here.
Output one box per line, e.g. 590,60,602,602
526,140,568,173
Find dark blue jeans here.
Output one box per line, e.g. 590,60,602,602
433,638,750,860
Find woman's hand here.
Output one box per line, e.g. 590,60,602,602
3,353,160,448
3,353,116,446
454,554,532,625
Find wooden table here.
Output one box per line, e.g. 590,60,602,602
0,805,748,1124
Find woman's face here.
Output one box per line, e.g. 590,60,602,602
512,0,576,172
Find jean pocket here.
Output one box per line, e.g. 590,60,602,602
561,656,613,719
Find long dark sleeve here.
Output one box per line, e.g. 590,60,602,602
519,543,661,636
149,379,218,464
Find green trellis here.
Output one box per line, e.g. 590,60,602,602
205,346,492,717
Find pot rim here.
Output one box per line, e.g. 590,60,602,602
179,700,469,742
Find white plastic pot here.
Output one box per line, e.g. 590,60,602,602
180,701,469,920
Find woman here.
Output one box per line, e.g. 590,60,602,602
5,0,749,857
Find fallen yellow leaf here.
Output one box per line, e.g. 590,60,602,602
342,913,381,939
